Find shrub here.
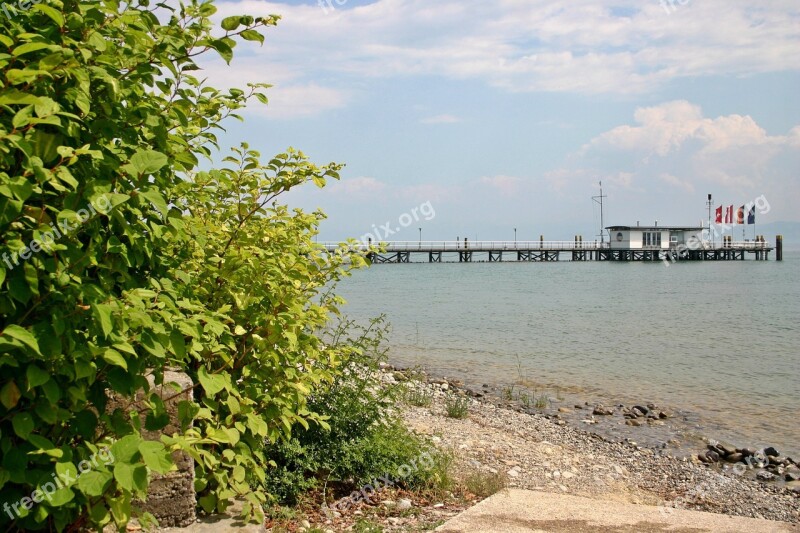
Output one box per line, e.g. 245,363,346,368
264,318,434,504
0,0,366,529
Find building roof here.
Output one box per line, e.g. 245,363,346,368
606,226,704,231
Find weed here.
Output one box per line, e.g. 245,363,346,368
422,450,457,499
533,389,550,409
444,393,470,419
502,384,515,401
353,518,385,533
463,469,508,498
404,385,433,407
518,390,531,409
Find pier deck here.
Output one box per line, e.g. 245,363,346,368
322,240,774,263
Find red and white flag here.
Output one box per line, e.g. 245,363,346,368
724,205,734,224
737,205,745,225
715,206,722,224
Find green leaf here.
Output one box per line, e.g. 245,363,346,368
138,441,173,474
12,42,52,57
48,487,75,507
55,461,79,487
102,348,128,370
139,188,169,217
93,304,114,338
221,16,241,31
26,433,55,449
12,412,35,439
239,30,265,45
78,470,113,497
32,4,64,26
198,494,217,514
108,494,131,525
125,150,168,176
209,39,233,64
197,367,227,397
111,434,142,463
5,68,52,85
0,89,40,106
113,462,148,492
26,365,50,388
1,325,41,355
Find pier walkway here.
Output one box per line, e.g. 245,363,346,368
321,240,775,263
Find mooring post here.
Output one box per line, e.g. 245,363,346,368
777,235,783,261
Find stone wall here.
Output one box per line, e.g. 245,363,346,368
107,370,196,528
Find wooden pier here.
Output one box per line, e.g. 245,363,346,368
323,238,776,264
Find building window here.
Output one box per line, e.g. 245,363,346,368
643,232,661,247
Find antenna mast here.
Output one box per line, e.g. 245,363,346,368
706,193,713,246
592,181,607,244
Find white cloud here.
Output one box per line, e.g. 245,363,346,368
197,58,348,119
660,173,695,193
208,0,800,98
548,101,800,220
420,114,461,124
479,175,522,195
328,176,388,196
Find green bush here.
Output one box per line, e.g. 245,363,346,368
0,0,368,530
264,318,433,504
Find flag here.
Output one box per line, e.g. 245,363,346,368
715,206,722,224
724,205,734,224
748,205,756,224
737,206,745,225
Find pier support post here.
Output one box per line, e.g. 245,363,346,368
777,235,783,261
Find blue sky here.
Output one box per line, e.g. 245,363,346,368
204,0,800,242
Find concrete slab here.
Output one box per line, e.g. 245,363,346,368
436,489,799,533
160,514,265,533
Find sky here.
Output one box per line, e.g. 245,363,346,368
203,0,800,243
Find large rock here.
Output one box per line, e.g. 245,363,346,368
764,446,780,457
756,470,775,482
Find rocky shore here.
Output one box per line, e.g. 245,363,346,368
387,365,800,526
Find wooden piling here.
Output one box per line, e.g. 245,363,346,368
777,235,783,261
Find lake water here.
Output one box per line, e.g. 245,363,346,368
336,251,800,458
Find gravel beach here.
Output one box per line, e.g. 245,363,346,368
390,368,800,527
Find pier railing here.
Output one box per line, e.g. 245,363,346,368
322,240,608,252
321,240,772,252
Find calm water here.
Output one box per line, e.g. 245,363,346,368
336,252,800,458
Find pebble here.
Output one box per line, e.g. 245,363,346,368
396,498,412,511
